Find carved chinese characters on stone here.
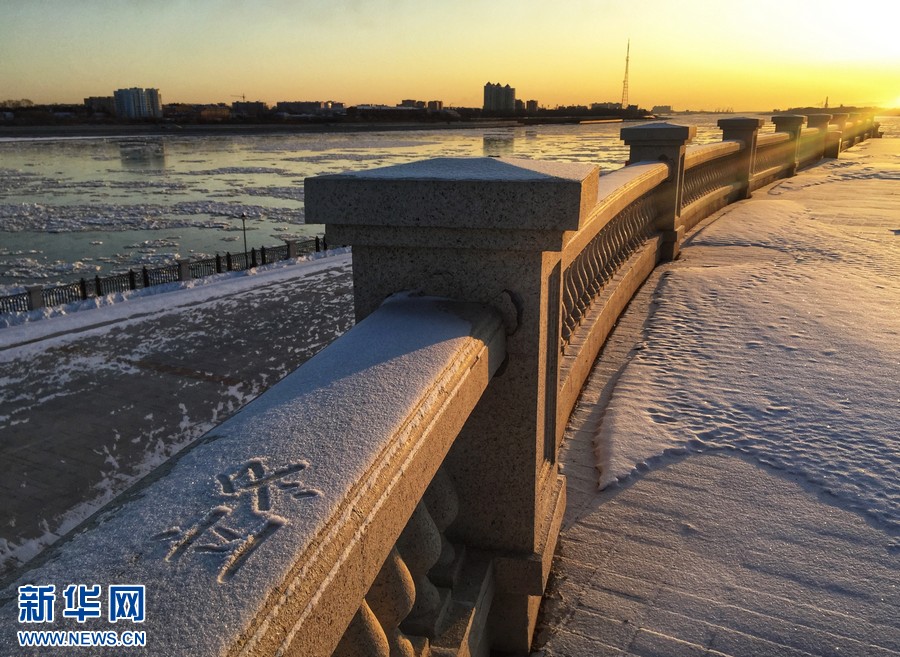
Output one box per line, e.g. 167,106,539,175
155,458,321,582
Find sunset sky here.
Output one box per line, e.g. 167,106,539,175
2,0,898,111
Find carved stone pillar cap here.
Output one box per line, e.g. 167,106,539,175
806,114,833,128
305,157,599,234
829,113,849,121
717,117,765,130
771,114,806,129
620,122,696,144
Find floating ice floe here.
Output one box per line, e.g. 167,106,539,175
0,200,304,233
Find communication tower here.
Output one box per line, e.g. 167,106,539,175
621,40,630,109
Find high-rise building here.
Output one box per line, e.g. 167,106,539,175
526,100,539,113
483,82,515,112
113,88,163,119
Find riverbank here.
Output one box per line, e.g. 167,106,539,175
0,112,674,140
0,120,522,140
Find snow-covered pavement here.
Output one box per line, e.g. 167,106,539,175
535,138,899,656
0,253,354,576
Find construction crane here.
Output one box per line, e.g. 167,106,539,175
231,94,246,102
620,39,630,109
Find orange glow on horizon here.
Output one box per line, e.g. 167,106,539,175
1,0,897,111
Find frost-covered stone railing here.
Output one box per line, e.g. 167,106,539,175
0,295,507,656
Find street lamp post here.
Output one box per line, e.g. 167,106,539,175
240,212,248,263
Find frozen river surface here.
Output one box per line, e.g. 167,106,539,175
0,115,748,292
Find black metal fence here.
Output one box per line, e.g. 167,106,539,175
0,237,327,314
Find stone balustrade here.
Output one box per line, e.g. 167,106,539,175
0,112,880,657
0,295,506,657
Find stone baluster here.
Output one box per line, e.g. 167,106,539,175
332,601,390,657
718,117,765,200
396,502,445,638
366,548,417,657
423,466,460,583
771,115,806,177
620,123,695,261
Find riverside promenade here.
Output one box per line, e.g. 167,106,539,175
0,123,896,656
532,137,899,656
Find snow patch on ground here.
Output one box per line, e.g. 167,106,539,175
595,141,900,544
0,247,349,336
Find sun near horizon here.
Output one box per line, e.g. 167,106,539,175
1,0,898,111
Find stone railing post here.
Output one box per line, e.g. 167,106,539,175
717,117,765,200
620,122,695,260
26,285,44,310
829,113,849,154
864,114,876,140
285,238,298,259
177,258,192,282
306,157,596,652
848,112,863,145
771,114,806,177
829,113,849,133
806,114,832,162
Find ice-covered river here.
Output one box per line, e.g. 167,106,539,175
2,113,892,293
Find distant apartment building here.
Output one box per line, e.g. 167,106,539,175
399,99,426,109
232,101,269,117
515,99,525,112
651,105,673,114
483,82,515,112
113,88,163,119
591,102,622,111
84,96,116,114
526,99,539,113
200,106,231,121
427,100,443,111
275,101,344,115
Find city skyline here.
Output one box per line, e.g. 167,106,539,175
2,0,898,110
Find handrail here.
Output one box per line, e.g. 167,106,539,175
757,132,790,147
0,295,506,657
561,162,668,265
684,140,742,169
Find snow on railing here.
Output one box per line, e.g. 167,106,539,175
0,295,506,657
